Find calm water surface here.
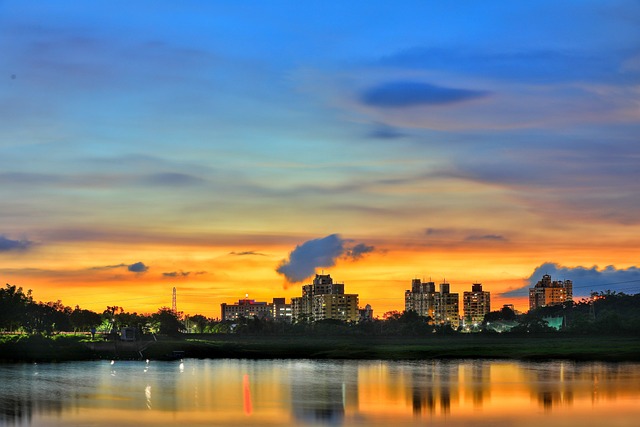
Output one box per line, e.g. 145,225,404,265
1,359,639,426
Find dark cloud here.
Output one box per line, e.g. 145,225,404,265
465,234,507,242
502,262,640,297
423,228,508,245
276,234,375,284
127,262,149,273
229,251,267,256
163,270,190,278
346,243,375,260
0,236,33,252
361,81,489,108
425,228,454,236
367,124,407,139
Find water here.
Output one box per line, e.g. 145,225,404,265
1,359,639,426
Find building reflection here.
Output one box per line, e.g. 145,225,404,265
290,361,358,425
407,361,462,417
469,361,490,408
528,362,573,411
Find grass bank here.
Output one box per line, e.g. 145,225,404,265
147,333,640,362
0,334,95,362
1,333,638,362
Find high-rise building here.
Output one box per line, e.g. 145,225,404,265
405,279,459,329
463,283,491,325
292,274,359,323
435,282,460,329
529,274,573,310
405,279,437,319
313,293,359,322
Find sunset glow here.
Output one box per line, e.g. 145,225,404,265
2,1,640,317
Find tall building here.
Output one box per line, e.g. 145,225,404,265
291,274,360,323
435,282,460,329
463,283,491,325
313,294,359,322
529,274,573,310
405,279,459,329
405,279,437,319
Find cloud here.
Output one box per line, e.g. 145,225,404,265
89,263,127,271
229,251,267,256
127,262,149,273
502,262,640,297
346,243,375,260
0,236,33,252
367,123,407,139
140,172,205,187
360,81,489,108
163,270,191,278
276,234,375,283
465,234,507,242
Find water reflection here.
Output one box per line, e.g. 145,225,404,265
0,359,639,426
290,361,358,424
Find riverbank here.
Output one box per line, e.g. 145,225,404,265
1,333,639,362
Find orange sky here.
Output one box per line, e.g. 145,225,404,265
2,2,640,318
3,228,640,317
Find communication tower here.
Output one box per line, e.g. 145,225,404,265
172,287,177,313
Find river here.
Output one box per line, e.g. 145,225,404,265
1,359,638,426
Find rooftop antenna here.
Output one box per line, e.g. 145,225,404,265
172,287,177,313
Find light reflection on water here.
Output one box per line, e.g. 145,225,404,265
0,359,639,426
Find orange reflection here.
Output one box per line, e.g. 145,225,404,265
2,360,640,426
243,374,253,416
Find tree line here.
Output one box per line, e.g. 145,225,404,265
2,283,639,337
0,284,188,336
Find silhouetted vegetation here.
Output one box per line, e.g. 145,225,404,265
2,283,639,342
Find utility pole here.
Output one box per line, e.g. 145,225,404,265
172,287,177,313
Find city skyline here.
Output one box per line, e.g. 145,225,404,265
2,2,640,317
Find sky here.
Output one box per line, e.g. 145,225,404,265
1,1,640,317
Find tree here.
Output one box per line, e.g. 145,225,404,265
70,306,102,333
152,307,184,336
483,306,517,324
0,284,33,332
188,314,210,334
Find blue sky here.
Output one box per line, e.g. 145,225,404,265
1,1,640,314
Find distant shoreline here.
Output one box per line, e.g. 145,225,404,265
1,333,639,363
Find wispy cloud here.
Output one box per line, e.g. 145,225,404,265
360,81,489,108
229,251,267,256
346,243,375,259
162,270,191,278
0,235,33,252
366,123,407,139
465,234,507,242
